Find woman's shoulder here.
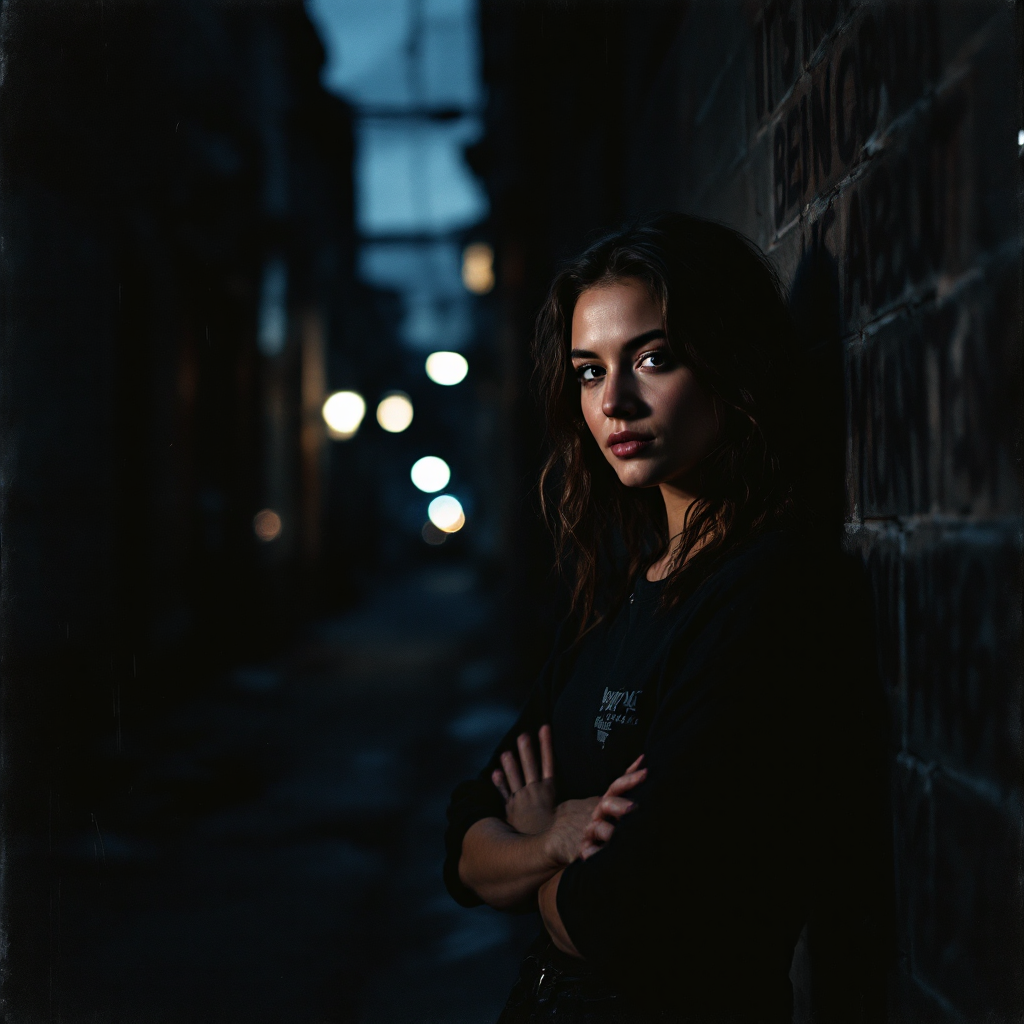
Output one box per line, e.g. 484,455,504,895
696,527,853,608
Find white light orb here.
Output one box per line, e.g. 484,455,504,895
322,390,366,439
427,494,465,534
425,351,468,386
462,242,495,295
376,391,414,433
410,456,451,493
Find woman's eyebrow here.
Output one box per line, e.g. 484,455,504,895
624,328,667,350
570,328,666,361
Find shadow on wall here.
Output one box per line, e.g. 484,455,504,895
790,240,846,543
787,242,896,1024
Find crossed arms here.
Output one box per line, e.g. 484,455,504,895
457,724,645,956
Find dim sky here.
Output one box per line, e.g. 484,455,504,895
305,0,488,238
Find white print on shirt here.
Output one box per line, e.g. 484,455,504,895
594,687,642,748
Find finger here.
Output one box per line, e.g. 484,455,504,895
538,724,555,780
501,749,524,792
579,824,601,858
491,768,511,803
596,795,635,820
517,732,540,785
582,816,614,845
606,768,647,797
625,754,645,773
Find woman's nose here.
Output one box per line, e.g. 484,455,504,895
601,369,640,419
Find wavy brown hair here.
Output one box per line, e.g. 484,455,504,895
534,213,819,632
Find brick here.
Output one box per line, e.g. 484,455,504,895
846,310,932,517
844,267,1019,520
923,774,1023,1017
846,524,905,739
825,90,971,333
903,524,1021,785
923,271,1022,518
891,755,932,982
960,5,1021,256
888,760,1022,1022
798,0,849,71
765,3,944,238
766,214,805,288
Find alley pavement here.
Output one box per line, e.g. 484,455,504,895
54,564,539,1023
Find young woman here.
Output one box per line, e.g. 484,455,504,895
443,214,887,1023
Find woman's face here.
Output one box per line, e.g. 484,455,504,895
570,277,720,492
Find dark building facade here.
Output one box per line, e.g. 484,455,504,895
478,0,1022,1019
0,1,358,1015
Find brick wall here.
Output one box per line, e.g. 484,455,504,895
480,0,1021,1018
622,1,1022,1018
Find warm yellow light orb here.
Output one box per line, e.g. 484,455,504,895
376,391,414,433
425,351,468,386
427,494,465,533
410,456,451,493
322,390,366,439
462,242,495,295
253,509,282,542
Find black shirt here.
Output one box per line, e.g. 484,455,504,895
443,529,887,1021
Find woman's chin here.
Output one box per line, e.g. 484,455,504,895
612,464,662,489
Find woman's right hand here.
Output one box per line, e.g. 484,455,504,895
579,755,647,860
491,724,559,836
491,725,600,866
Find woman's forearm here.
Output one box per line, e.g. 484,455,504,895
538,869,582,957
458,817,562,909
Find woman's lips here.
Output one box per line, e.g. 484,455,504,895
607,431,655,458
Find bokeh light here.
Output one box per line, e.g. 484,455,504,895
427,494,465,533
253,509,282,542
376,391,414,433
462,242,495,294
410,456,451,493
425,351,468,386
322,390,366,439
421,521,447,546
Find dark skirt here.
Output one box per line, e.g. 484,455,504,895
496,933,674,1024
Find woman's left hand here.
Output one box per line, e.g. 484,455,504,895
578,755,646,860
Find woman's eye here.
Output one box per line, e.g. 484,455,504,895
576,364,603,384
639,351,668,370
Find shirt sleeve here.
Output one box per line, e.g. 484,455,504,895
555,546,844,980
443,627,573,908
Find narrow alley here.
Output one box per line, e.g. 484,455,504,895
54,566,535,1023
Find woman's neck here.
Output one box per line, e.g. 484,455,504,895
659,479,698,540
647,481,701,582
